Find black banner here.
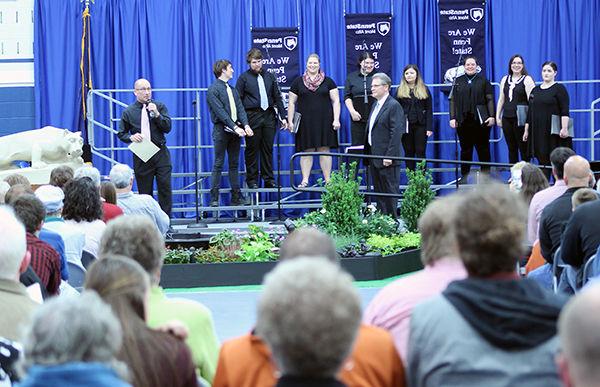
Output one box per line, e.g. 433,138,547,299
345,14,393,77
438,0,486,83
251,28,299,89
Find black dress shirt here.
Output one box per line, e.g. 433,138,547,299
207,79,249,128
117,100,172,146
235,69,286,120
539,187,583,262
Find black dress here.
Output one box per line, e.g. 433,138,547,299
527,83,571,165
396,88,433,170
344,70,375,145
290,76,339,152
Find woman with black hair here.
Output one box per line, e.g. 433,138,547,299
343,52,376,145
449,55,495,182
496,54,535,163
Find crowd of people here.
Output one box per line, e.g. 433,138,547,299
2,147,600,386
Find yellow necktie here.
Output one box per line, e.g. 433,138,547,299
226,84,237,122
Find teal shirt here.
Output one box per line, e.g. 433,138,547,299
147,286,220,385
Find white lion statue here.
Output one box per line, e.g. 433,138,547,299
0,126,85,184
0,126,84,170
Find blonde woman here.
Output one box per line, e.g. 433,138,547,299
396,64,432,170
287,53,341,186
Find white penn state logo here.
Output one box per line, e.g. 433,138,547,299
470,8,484,22
377,21,390,36
284,36,297,51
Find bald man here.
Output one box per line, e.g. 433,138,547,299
117,78,173,217
557,284,600,387
539,155,592,263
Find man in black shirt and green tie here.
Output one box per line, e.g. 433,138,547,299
207,59,254,206
236,48,287,189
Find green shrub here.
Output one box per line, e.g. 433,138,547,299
366,232,421,256
400,161,435,232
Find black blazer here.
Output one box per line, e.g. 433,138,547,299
364,95,405,169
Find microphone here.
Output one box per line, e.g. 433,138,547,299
147,99,156,118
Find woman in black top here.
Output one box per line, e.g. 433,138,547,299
287,53,341,186
449,56,495,181
524,61,571,172
344,52,376,145
496,54,535,164
396,64,433,171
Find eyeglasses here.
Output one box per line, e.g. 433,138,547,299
371,83,385,87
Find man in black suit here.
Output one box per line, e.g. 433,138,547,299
364,72,405,217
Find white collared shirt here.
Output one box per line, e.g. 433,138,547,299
368,94,388,145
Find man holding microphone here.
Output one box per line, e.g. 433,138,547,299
118,78,173,216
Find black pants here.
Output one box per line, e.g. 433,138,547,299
245,109,276,185
370,164,399,218
456,117,491,176
133,145,172,216
350,120,367,146
502,116,528,164
210,127,241,197
402,122,427,170
537,134,573,180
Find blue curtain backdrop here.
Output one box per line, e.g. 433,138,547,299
34,0,600,212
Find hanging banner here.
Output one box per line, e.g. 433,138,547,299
438,0,486,83
345,13,393,77
251,27,299,89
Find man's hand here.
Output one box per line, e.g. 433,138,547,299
146,102,160,117
383,159,392,167
244,125,254,137
235,126,246,137
131,133,144,142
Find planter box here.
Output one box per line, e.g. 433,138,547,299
160,248,422,288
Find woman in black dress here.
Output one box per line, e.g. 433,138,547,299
524,61,571,173
496,54,535,164
287,53,341,186
344,52,376,145
449,55,495,181
396,64,433,171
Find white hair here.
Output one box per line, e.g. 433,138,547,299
256,257,361,377
109,163,134,189
559,283,600,385
22,290,127,377
0,206,27,280
74,166,101,187
0,181,10,204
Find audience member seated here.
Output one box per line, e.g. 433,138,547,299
101,181,118,204
557,284,600,387
520,163,549,206
0,206,39,342
35,185,86,269
19,291,130,387
0,181,9,204
363,195,467,359
214,227,405,387
98,215,219,385
109,163,169,235
85,256,198,387
539,155,591,263
408,182,567,387
62,177,106,257
527,147,575,245
74,166,123,223
3,173,31,189
257,258,362,387
559,189,600,290
10,194,61,296
49,165,74,190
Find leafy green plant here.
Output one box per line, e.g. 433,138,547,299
359,212,398,238
400,161,435,232
366,232,421,256
321,162,364,236
236,225,278,262
164,247,195,264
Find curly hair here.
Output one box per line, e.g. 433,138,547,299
454,182,526,277
62,177,103,222
49,165,74,189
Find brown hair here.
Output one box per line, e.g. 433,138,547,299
418,195,460,265
4,173,31,188
246,48,263,63
49,165,74,189
397,64,429,100
279,227,337,262
520,163,549,205
100,181,117,205
572,188,599,210
213,59,232,78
